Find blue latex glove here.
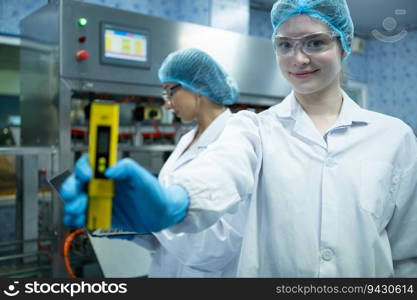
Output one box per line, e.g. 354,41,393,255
60,155,190,234
61,155,91,228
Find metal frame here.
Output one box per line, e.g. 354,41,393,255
0,147,57,276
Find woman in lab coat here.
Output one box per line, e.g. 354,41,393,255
159,0,417,277
133,48,247,277
62,0,417,277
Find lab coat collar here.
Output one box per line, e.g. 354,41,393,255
193,108,232,148
337,90,370,126
273,90,370,126
272,90,370,148
272,91,293,118
171,108,232,171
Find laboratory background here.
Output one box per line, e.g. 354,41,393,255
0,0,416,278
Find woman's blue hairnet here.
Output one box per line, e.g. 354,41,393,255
158,48,239,105
270,0,354,59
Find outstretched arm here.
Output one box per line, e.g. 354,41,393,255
61,111,261,236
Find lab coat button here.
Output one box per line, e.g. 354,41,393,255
392,175,400,184
321,249,334,261
325,158,337,168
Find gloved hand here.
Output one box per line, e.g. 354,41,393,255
60,155,190,234
61,155,91,228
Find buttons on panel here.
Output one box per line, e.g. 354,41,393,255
78,18,88,27
76,17,88,61
76,50,89,61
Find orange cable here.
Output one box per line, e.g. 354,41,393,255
63,228,85,278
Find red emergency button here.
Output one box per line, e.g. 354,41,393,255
76,50,89,61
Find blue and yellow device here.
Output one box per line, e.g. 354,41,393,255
87,101,119,230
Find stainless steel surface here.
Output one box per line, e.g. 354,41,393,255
16,155,39,264
0,265,51,278
59,0,290,100
72,144,176,153
0,147,57,155
0,251,48,262
20,2,59,147
0,238,52,247
0,148,57,277
0,35,21,46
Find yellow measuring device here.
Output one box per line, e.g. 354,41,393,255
87,101,119,230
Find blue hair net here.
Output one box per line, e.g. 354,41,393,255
158,48,239,105
270,0,354,59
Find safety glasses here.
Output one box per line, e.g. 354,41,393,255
161,83,182,103
273,32,339,56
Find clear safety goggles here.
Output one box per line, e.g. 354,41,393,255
273,31,339,56
161,83,182,103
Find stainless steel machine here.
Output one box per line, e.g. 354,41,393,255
18,0,290,277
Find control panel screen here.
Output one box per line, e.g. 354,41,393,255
102,24,150,68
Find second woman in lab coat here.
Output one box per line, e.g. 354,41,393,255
133,48,247,277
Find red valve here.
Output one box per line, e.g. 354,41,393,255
76,50,89,61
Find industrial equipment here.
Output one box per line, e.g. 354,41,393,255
18,0,290,277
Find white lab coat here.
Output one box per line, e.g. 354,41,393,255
167,91,417,277
134,109,248,277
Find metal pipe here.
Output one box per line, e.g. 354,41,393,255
0,251,50,262
0,239,53,248
0,265,51,277
0,147,57,156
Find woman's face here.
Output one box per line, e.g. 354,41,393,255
276,14,344,95
163,82,198,123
